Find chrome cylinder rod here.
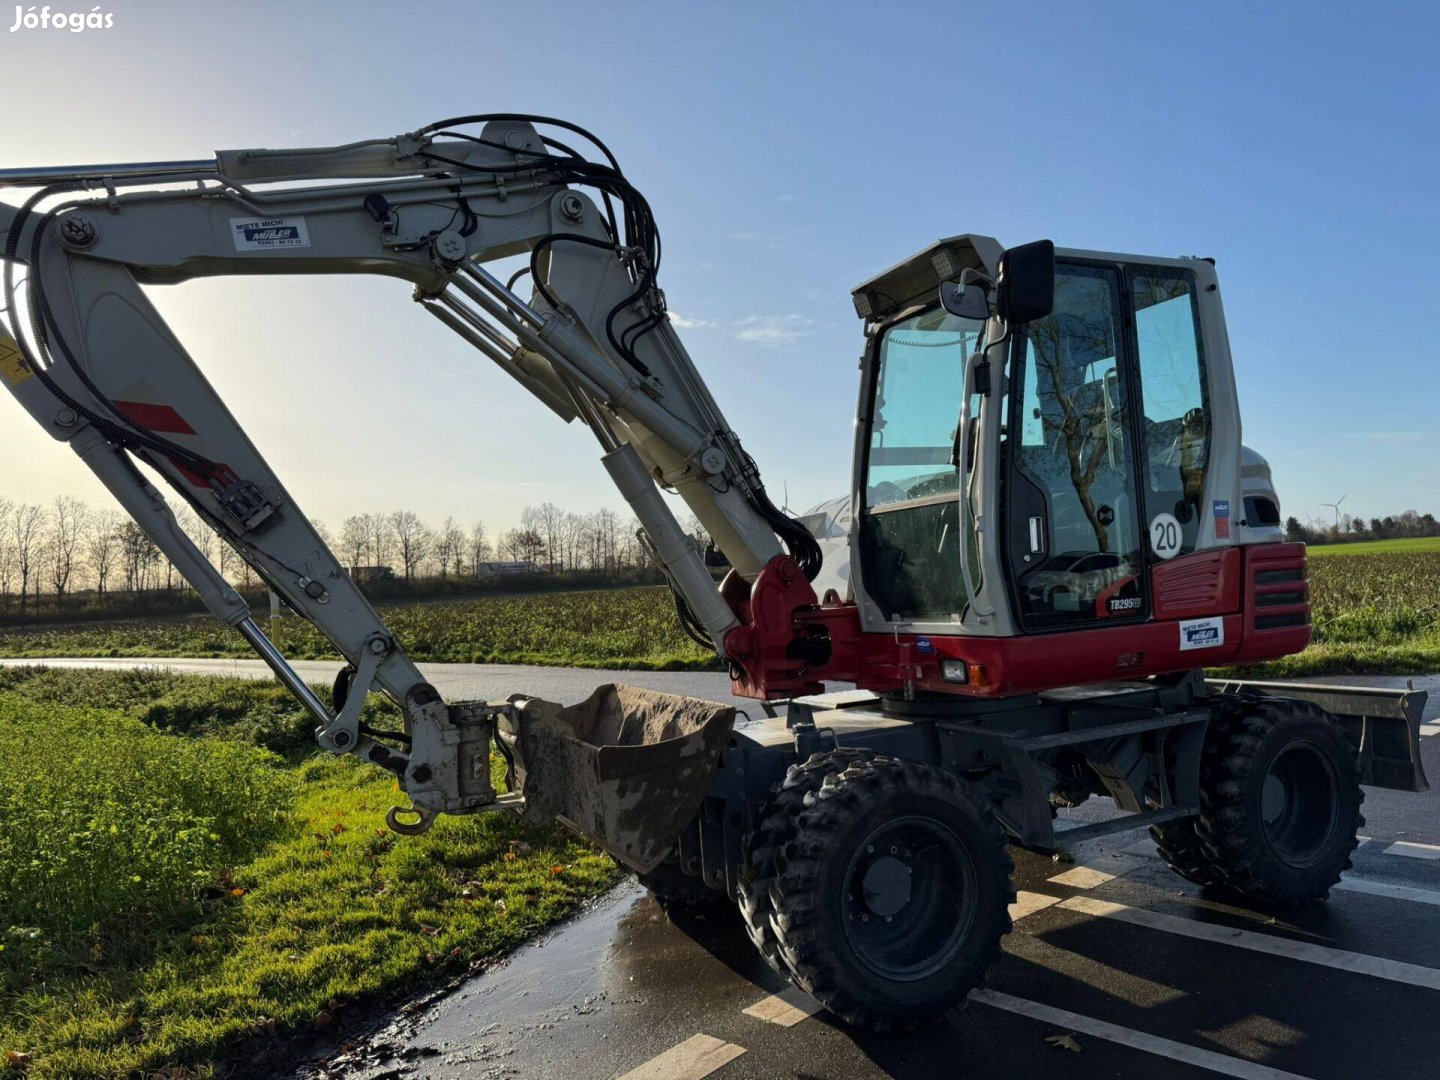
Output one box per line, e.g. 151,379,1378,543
235,617,333,728
0,159,217,187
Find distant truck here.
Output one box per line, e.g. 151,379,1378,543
477,560,547,575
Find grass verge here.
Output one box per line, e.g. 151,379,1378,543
0,669,620,1079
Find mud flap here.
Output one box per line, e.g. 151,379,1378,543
496,685,736,873
1207,678,1430,792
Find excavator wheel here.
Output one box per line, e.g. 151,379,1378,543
1150,817,1222,888
1193,698,1363,907
739,747,875,974
760,755,1014,1031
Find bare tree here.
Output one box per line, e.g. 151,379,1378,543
389,510,432,580
435,516,465,578
119,520,160,591
523,503,566,570
0,496,13,603
310,516,332,548
619,516,647,569
502,527,545,565
85,510,122,596
340,515,368,571
559,511,584,571
12,503,46,614
467,520,490,576
363,511,394,568
47,495,88,602
595,507,619,570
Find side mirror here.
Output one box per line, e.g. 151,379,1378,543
997,239,1055,324
938,279,990,320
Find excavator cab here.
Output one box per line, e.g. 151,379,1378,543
842,235,1305,695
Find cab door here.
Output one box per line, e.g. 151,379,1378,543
1004,263,1148,631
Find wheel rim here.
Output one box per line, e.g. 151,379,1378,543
1260,741,1341,867
841,814,977,981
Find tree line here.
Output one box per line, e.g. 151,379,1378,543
0,496,711,617
1285,509,1440,546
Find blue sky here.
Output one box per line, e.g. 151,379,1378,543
1,0,1435,531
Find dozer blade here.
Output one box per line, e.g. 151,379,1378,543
496,685,736,873
1208,678,1430,792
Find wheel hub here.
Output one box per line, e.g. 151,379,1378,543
1262,772,1287,823
861,856,912,917
1261,741,1340,867
842,816,977,980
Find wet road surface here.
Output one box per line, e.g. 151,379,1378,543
292,826,1440,1080
11,659,1440,1078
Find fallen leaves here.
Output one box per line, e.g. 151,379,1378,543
1045,1033,1082,1053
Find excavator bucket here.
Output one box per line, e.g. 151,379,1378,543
497,685,736,873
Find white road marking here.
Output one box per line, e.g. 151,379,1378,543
1010,890,1063,921
1048,854,1144,889
1335,876,1440,908
969,989,1312,1080
619,1033,746,1080
742,986,821,1027
1420,722,1440,737
1108,837,1440,911
1384,840,1440,861
1058,896,1440,991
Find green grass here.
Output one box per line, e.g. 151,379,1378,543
0,586,717,671
1306,536,1440,557
0,670,620,1079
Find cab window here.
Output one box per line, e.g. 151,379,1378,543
1129,267,1209,549
861,306,984,621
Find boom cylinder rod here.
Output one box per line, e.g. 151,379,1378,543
235,618,334,728
603,443,739,650
456,266,709,457
420,298,576,421
0,159,216,187
446,274,612,403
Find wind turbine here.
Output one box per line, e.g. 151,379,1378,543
1321,494,1348,528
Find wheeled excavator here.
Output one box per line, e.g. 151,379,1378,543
0,115,1429,1030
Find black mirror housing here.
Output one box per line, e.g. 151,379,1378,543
997,239,1055,324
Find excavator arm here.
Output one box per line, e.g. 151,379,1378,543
0,115,829,835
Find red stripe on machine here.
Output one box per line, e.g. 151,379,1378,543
112,400,197,436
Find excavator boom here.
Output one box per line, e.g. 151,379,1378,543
0,116,818,831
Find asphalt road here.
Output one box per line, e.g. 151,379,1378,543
9,658,1440,1079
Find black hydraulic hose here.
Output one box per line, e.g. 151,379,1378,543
420,113,622,172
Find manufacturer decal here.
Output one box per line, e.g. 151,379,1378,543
1107,595,1142,613
230,216,310,251
1149,512,1182,560
1179,617,1224,651
1213,499,1231,540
